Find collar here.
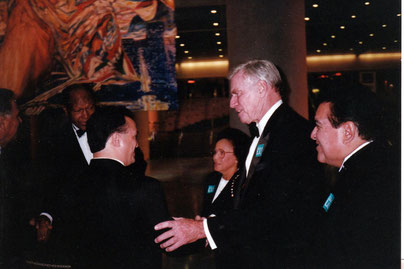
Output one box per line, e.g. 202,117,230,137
72,124,79,131
339,140,373,172
255,100,283,136
92,157,125,166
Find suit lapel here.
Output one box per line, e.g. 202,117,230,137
234,104,285,208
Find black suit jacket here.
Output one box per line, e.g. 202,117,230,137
311,141,400,268
201,170,240,218
207,104,324,268
63,159,170,269
35,122,89,214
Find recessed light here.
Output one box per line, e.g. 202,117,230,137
359,41,363,44
394,40,398,43
323,43,327,46
313,4,319,8
340,26,345,29
397,13,401,17
369,33,374,37
364,2,370,6
213,22,219,26
215,33,220,36
175,35,180,39
312,88,320,93
331,35,336,39
382,24,387,28
304,17,310,21
184,51,189,54
219,55,224,58
382,47,387,50
218,49,223,51
180,43,185,47
349,48,354,51
351,15,356,19
217,41,222,45
188,56,192,59
211,10,217,14
316,49,321,53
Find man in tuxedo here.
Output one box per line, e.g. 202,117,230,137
34,84,96,225
310,85,400,268
154,60,323,268
0,88,23,267
66,106,170,268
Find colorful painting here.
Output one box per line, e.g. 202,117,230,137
0,0,177,113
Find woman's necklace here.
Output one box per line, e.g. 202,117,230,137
230,173,240,197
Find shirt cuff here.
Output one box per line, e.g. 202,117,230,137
39,212,53,224
203,218,217,250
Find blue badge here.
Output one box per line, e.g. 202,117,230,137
255,144,264,157
207,185,216,194
323,193,335,212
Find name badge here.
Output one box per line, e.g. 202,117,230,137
255,144,264,157
323,193,335,212
207,185,216,194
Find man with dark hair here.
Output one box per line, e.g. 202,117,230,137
310,85,400,268
154,60,323,268
0,88,23,267
66,106,170,269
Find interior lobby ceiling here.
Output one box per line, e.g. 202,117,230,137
174,0,401,62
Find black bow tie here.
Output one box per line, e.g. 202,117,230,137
248,123,259,138
76,129,86,138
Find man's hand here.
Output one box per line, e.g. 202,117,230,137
154,217,206,252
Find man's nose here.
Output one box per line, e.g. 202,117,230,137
230,96,237,108
310,127,317,140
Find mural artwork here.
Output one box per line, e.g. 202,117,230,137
0,0,177,113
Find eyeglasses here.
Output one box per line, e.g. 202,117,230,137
210,149,234,158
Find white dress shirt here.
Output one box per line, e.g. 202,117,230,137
72,124,93,164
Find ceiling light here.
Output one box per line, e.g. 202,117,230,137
213,22,219,26
382,24,387,27
175,35,180,39
304,17,310,21
180,43,185,47
215,33,220,36
397,13,401,17
394,40,398,43
323,43,327,46
312,4,319,8
218,49,223,51
219,55,224,58
349,48,354,51
359,41,363,44
331,35,336,39
340,26,345,29
184,51,189,54
312,88,320,93
369,33,374,37
217,41,222,45
382,47,387,50
316,49,321,53
188,56,192,60
210,10,217,14
351,15,356,19
364,2,370,6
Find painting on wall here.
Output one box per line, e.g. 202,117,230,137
0,0,177,113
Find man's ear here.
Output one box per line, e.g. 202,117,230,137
342,121,357,144
257,80,268,95
109,132,121,147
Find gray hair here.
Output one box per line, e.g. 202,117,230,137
228,59,282,94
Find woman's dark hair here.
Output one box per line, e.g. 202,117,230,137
215,128,250,168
